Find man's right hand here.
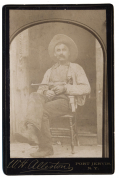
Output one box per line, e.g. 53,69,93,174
45,90,55,98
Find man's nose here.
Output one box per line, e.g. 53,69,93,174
59,50,63,54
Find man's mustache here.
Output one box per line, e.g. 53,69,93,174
59,54,65,58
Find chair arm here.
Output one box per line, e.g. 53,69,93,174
68,96,77,112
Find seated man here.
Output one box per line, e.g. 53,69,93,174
16,34,91,158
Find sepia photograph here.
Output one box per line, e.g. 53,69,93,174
3,4,114,174
10,9,105,158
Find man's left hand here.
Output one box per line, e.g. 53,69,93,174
52,85,66,95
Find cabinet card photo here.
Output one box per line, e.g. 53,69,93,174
3,4,114,175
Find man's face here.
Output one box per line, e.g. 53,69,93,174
54,43,70,61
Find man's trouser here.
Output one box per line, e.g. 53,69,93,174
23,92,70,150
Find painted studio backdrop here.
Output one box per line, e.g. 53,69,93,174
10,22,103,152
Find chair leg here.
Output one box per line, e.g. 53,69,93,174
75,129,79,146
75,125,79,146
74,114,79,146
69,117,75,154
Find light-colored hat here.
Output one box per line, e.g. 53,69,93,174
48,34,78,62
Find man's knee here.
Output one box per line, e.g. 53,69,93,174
29,92,45,100
30,92,40,98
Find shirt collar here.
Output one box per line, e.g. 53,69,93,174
52,62,70,69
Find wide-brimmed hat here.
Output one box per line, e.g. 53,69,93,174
48,34,78,62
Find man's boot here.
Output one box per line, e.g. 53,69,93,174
14,124,39,146
30,146,54,158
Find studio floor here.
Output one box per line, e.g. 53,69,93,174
10,142,102,158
